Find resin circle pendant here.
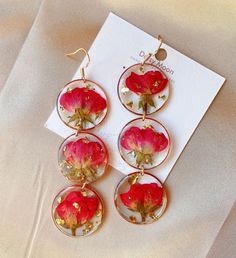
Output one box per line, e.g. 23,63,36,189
114,172,167,224
118,117,170,170
118,63,169,115
57,79,108,130
58,132,108,184
52,185,104,237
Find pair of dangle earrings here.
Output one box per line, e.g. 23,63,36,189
52,48,109,237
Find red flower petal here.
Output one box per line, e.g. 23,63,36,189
152,132,169,152
75,195,99,224
63,138,106,169
120,183,144,211
87,142,106,168
56,191,99,227
120,126,168,154
139,128,157,154
59,87,107,114
126,72,148,94
120,126,142,151
85,197,99,220
86,89,107,114
142,183,163,209
125,71,168,95
56,201,78,222
65,191,84,202
60,88,84,112
120,183,163,214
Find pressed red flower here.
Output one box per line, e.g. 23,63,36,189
120,126,168,167
56,191,99,235
125,71,168,112
60,87,106,113
120,183,163,222
59,87,107,129
126,71,168,95
63,138,106,182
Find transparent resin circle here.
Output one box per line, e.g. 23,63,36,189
114,172,167,224
118,118,170,170
57,79,108,130
52,185,104,237
58,132,108,184
118,63,170,115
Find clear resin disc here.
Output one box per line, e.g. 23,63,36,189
114,172,167,224
52,185,104,237
57,79,108,130
118,63,169,115
118,117,170,170
58,132,108,184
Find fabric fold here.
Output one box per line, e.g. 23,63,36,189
0,0,42,90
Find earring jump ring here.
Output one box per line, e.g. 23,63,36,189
140,166,144,176
154,35,163,55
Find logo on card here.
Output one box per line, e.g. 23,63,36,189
139,50,174,75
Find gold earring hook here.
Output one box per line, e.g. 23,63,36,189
141,35,163,66
154,35,163,55
65,48,90,82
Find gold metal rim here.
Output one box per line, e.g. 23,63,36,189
117,117,171,170
117,63,170,116
114,171,168,225
57,132,109,184
56,79,109,132
51,184,105,237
